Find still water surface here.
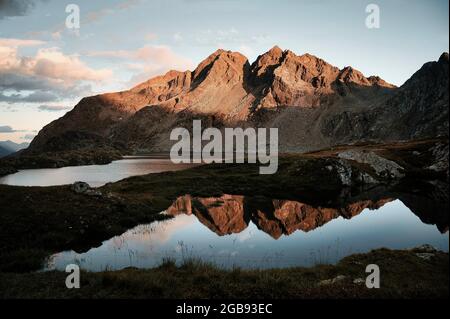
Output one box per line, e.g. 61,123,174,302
1,159,446,271
0,157,197,187
44,200,448,271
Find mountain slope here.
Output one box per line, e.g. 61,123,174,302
24,48,448,156
0,146,10,158
322,52,449,143
0,141,29,158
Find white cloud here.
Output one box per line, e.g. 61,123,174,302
0,38,45,47
0,38,112,104
22,133,36,140
33,47,112,83
0,91,58,103
38,104,72,112
87,45,194,86
0,125,26,133
0,125,14,133
83,0,142,24
0,39,112,85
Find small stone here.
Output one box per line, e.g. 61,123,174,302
318,275,346,286
71,181,90,194
416,253,435,260
338,150,404,179
334,160,352,186
85,189,102,197
414,244,437,252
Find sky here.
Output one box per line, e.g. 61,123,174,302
0,0,448,143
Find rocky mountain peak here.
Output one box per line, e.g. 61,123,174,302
367,76,397,88
193,49,247,73
338,66,372,86
24,47,446,156
191,49,249,88
268,45,283,55
439,52,449,63
397,53,448,90
251,45,284,81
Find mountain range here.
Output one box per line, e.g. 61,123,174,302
22,47,450,157
0,141,29,158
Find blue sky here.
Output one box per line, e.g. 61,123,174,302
0,0,448,142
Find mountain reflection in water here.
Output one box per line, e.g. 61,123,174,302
44,181,449,271
167,195,396,239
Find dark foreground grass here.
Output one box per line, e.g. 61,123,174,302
0,248,448,299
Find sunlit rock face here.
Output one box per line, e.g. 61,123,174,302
25,47,447,156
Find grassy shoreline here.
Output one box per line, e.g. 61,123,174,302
1,248,448,299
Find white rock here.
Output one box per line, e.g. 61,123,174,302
338,150,404,179
415,253,435,260
318,275,346,286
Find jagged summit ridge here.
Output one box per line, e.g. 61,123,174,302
26,49,448,155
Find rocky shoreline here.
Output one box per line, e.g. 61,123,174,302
1,247,447,299
0,146,123,176
0,166,17,177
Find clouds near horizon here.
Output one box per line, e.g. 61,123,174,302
22,133,36,140
87,45,195,85
38,104,71,112
0,125,27,133
0,38,112,104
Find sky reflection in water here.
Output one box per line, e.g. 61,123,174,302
44,200,449,271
